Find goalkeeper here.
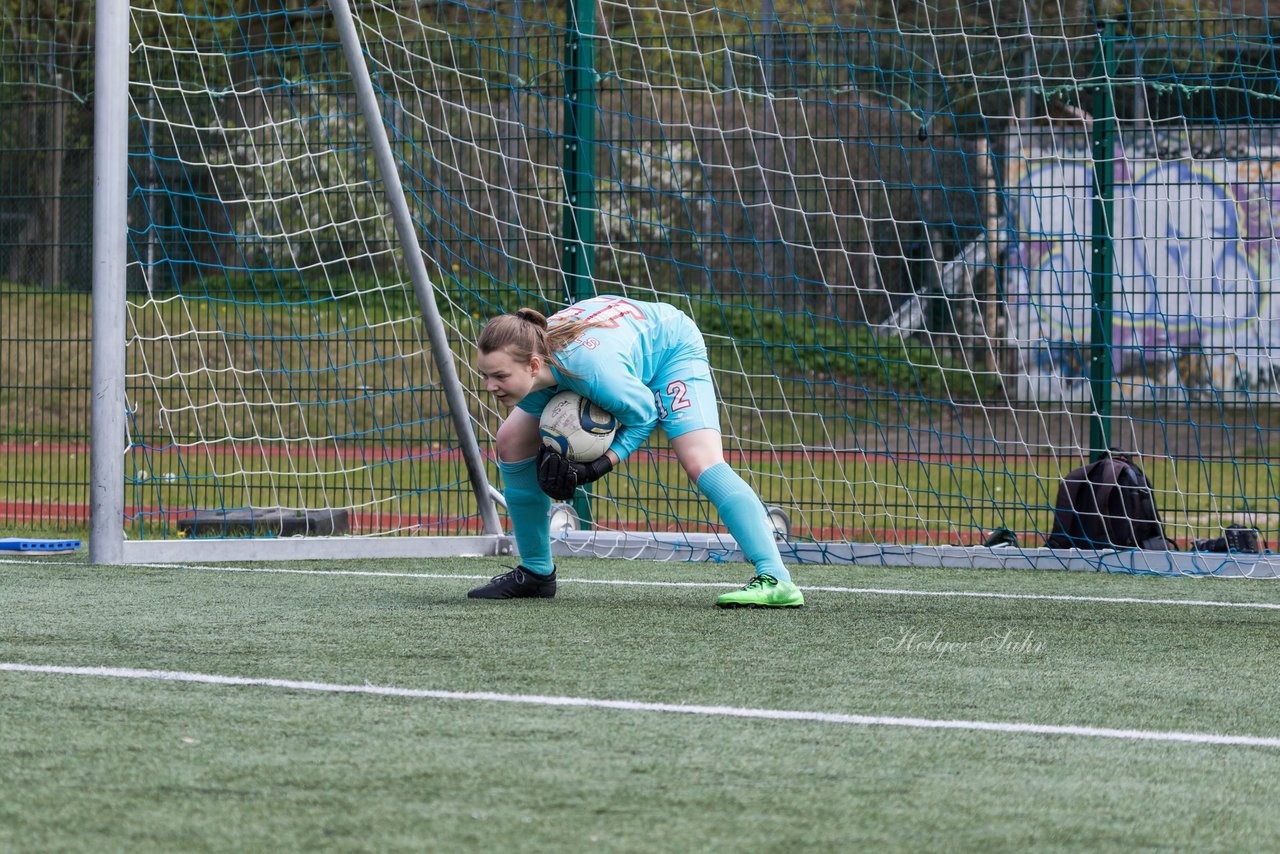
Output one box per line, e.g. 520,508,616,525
468,295,803,608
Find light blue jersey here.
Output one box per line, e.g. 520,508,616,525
517,296,720,461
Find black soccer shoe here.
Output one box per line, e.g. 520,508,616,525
467,566,557,600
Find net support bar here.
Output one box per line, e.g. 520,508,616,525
122,535,512,564
329,0,503,538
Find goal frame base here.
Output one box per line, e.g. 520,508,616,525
550,532,1280,578
120,535,514,564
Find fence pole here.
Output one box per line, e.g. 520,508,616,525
560,0,598,304
49,74,65,289
1089,19,1118,459
560,0,599,524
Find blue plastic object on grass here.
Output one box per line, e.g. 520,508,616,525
0,538,82,553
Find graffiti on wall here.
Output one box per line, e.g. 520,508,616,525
1005,152,1280,401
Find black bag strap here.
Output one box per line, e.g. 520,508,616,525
1111,454,1177,550
1087,458,1130,546
1047,468,1089,546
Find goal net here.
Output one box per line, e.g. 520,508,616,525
109,0,1280,573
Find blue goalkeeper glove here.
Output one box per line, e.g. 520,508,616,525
536,445,613,501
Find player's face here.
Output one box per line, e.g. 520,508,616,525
476,346,540,408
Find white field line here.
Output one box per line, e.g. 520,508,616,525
2,661,1278,749
5,557,1280,611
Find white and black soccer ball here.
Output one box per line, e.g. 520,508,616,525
539,390,618,462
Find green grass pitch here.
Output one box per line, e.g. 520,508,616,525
3,555,1280,851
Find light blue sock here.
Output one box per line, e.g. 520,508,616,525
696,462,791,583
498,457,554,576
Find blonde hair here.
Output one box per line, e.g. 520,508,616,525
476,307,605,373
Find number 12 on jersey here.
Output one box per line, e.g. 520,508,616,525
654,380,691,419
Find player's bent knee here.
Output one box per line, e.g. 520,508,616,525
681,459,718,482
495,413,542,462
671,429,727,481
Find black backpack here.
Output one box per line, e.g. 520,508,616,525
1045,452,1173,551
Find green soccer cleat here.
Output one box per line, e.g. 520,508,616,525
715,574,805,609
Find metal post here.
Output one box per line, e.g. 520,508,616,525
1089,20,1118,459
49,71,65,289
560,0,599,523
144,90,160,297
758,0,779,298
560,0,598,303
501,2,526,271
90,0,130,563
978,136,1002,375
329,0,503,537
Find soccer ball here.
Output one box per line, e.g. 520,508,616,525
539,391,618,462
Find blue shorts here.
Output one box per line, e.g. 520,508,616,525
651,359,721,439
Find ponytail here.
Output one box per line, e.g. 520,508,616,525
514,307,548,330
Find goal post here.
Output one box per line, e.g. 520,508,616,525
91,1,1280,577
89,0,130,565
93,0,514,563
